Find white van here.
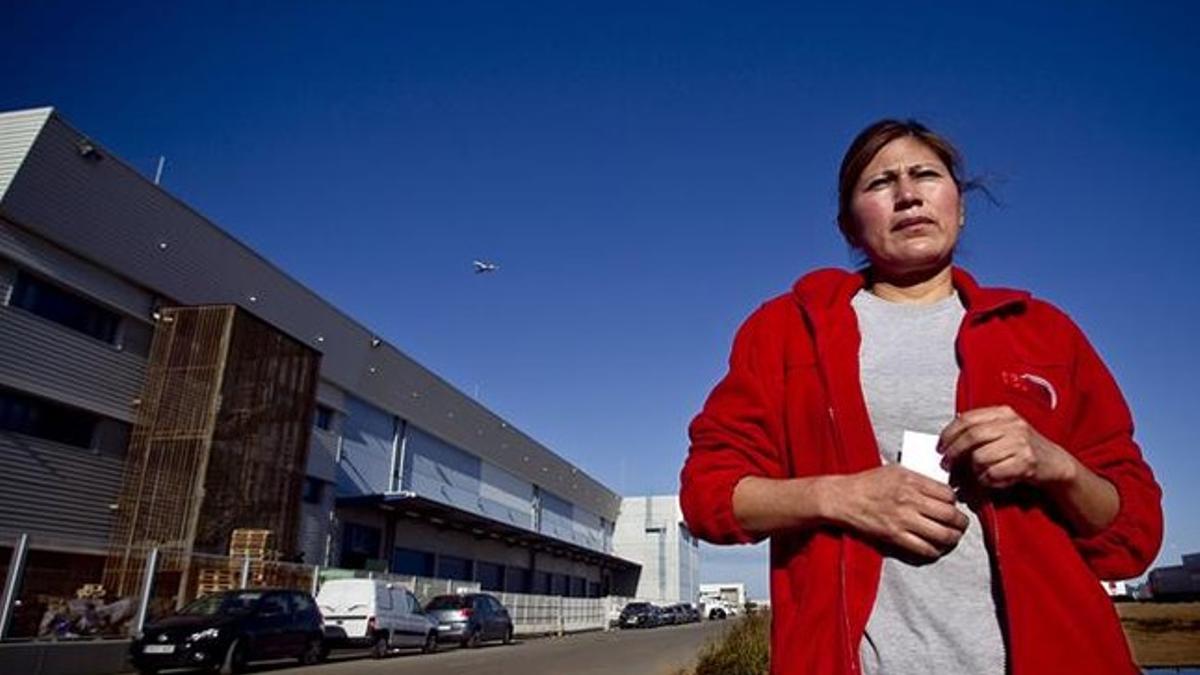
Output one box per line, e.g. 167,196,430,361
317,578,439,657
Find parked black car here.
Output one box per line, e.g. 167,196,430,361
618,602,661,629
129,589,324,674
666,603,699,624
425,593,514,648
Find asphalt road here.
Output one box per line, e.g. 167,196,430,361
202,621,731,675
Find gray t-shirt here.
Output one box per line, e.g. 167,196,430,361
851,289,1005,675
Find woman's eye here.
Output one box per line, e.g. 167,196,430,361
866,177,890,189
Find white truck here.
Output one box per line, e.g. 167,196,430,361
701,598,741,620
316,579,439,657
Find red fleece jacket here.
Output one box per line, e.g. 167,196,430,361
681,267,1162,675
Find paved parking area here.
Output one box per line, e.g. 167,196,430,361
180,621,731,675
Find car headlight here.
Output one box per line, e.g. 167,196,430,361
188,628,221,642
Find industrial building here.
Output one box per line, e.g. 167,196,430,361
611,495,700,604
0,107,639,610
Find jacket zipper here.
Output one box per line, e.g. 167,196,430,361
829,406,859,675
959,314,1011,675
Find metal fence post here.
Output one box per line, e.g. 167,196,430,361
0,533,30,640
310,566,321,597
132,547,160,637
557,596,564,637
239,556,251,589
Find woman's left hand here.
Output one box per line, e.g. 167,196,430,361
938,405,1077,490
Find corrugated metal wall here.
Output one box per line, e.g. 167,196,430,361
0,303,144,423
0,431,124,551
0,108,50,202
0,111,620,521
299,486,335,566
0,218,156,320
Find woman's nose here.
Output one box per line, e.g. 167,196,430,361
893,176,922,209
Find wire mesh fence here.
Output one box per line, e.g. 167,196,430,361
1,534,636,643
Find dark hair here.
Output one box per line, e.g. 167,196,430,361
836,119,986,248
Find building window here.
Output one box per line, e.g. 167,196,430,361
436,554,473,581
570,576,587,598
301,477,324,504
119,320,154,357
314,404,334,431
505,567,531,594
339,523,382,570
391,547,435,577
475,561,505,591
0,387,100,449
550,573,569,597
9,271,121,344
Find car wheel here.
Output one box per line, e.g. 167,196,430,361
462,628,481,649
502,625,514,645
421,631,439,654
298,637,324,665
370,631,390,659
219,639,248,675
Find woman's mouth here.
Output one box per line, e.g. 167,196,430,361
892,216,935,232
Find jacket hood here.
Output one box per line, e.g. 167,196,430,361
790,266,1029,318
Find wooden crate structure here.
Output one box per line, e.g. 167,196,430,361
103,306,320,598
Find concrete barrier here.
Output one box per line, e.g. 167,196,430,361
0,639,130,675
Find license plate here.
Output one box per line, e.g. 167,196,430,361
144,645,175,654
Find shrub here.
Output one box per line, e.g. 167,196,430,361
691,611,770,675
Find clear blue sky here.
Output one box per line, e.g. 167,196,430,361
4,1,1198,599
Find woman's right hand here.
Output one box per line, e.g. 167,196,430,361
829,465,969,560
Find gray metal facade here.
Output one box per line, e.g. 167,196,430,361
0,107,619,521
0,432,124,552
0,107,622,565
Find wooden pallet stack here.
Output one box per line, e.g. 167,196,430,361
196,568,237,596
229,528,277,588
194,529,279,596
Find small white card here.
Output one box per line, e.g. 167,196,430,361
900,430,949,484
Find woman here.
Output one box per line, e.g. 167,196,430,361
680,119,1162,675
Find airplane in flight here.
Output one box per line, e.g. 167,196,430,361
473,260,499,274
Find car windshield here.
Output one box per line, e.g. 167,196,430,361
177,592,263,616
623,603,650,612
425,596,468,610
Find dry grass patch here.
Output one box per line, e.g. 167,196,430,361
1118,602,1200,668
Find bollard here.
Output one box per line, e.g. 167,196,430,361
0,533,30,640
132,548,160,636
239,556,251,589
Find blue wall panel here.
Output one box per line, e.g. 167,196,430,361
336,394,395,496
405,426,482,514
480,462,534,529
538,489,574,542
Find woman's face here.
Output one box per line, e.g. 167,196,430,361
847,136,963,277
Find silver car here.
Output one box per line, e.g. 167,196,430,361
425,593,514,648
